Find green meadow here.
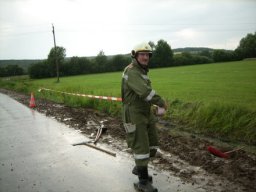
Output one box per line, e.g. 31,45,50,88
1,60,256,145
26,60,256,108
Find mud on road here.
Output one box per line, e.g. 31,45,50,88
1,89,255,192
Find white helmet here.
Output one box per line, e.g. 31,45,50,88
131,42,152,58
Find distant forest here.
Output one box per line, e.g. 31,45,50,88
0,47,214,71
1,31,255,78
0,47,228,77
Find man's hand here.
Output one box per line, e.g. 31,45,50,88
156,101,168,116
156,106,166,116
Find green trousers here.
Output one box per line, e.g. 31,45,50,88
122,104,158,166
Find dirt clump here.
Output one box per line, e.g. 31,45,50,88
1,89,255,192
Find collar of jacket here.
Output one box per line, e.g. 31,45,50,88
132,59,149,73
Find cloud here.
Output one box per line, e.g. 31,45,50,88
175,28,201,40
207,37,241,50
0,0,256,59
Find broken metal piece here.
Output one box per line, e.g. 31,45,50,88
72,141,116,157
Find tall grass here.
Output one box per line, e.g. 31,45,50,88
169,100,256,144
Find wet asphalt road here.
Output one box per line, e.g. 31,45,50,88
0,93,202,192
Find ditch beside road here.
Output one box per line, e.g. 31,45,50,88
1,88,255,192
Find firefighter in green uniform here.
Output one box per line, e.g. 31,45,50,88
121,42,167,192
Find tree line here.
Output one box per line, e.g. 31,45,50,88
0,65,24,77
1,32,255,78
28,48,131,79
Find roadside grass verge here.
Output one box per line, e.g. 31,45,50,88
169,99,256,145
1,60,255,145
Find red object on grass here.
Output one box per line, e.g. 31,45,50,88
207,146,229,158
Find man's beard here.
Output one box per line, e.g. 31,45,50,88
136,59,149,72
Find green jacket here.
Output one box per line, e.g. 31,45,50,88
121,60,165,108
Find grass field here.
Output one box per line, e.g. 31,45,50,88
30,60,256,109
1,60,256,144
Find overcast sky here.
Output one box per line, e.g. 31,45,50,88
0,0,255,59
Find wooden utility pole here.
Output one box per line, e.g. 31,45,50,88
52,24,59,83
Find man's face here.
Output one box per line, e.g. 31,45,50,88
137,52,150,66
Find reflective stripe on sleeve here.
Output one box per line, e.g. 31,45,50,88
122,73,128,80
141,74,149,80
133,153,150,160
145,90,155,101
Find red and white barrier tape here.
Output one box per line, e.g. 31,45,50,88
38,88,122,102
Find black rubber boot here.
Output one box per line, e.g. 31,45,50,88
133,166,158,192
132,166,153,183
